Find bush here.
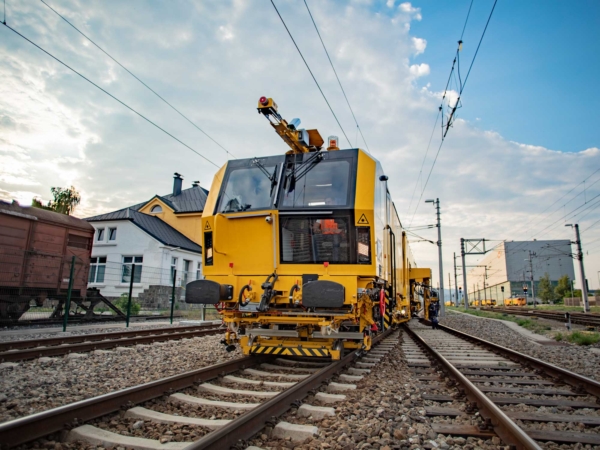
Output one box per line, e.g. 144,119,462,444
566,331,600,346
114,294,141,316
554,333,563,342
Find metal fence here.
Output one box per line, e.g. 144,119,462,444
0,249,217,329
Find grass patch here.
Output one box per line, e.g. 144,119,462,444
566,331,600,346
448,307,555,335
554,332,563,342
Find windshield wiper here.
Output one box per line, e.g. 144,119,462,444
252,158,278,196
285,151,323,194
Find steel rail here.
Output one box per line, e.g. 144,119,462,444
0,326,222,362
0,355,271,448
0,314,185,328
438,323,600,398
185,328,395,450
0,323,220,352
403,324,542,450
483,308,600,327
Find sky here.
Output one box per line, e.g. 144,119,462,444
1,0,599,294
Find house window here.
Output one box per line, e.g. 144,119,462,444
182,259,191,286
171,257,178,283
122,256,143,283
89,257,107,283
196,261,202,281
96,228,105,241
151,205,163,213
108,227,117,241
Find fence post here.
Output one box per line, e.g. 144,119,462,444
201,305,205,321
170,269,177,325
62,256,76,332
126,263,135,328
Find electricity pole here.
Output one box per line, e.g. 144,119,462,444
526,250,536,308
426,198,444,317
460,238,469,309
566,223,590,313
448,272,452,305
453,252,459,306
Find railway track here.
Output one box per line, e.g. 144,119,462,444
404,320,600,449
0,314,186,328
0,324,222,362
0,328,396,448
483,307,600,328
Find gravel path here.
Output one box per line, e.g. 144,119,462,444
0,334,240,424
440,312,600,382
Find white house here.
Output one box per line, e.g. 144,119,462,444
85,175,205,307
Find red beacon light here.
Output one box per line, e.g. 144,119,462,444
259,96,269,106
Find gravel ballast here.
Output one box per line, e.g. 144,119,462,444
0,334,239,423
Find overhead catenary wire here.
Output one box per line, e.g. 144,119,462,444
270,0,352,148
303,0,371,154
1,22,220,168
407,0,498,226
39,0,236,159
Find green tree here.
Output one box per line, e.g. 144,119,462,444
537,273,555,304
32,186,81,215
554,275,572,299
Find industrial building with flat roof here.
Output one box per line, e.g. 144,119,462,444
467,240,575,304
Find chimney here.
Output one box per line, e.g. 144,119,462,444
192,180,200,187
173,173,183,196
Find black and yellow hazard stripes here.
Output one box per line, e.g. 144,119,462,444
250,345,330,357
383,295,391,330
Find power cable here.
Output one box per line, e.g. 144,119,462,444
407,0,498,225
443,0,498,138
303,0,370,154
39,0,236,159
406,109,441,220
1,22,220,168
270,0,352,147
459,0,475,40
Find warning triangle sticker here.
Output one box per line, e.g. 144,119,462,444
357,214,369,225
204,221,212,230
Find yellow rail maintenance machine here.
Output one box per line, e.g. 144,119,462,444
186,97,431,359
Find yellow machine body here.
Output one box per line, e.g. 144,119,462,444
186,99,430,359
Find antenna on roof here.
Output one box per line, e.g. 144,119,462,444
192,181,200,187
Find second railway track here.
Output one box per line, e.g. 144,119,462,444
0,323,222,362
482,307,600,328
404,320,600,449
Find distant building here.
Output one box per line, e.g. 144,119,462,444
85,174,206,307
467,240,575,304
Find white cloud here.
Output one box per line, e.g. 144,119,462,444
409,63,430,77
399,2,422,20
411,37,427,55
386,0,395,8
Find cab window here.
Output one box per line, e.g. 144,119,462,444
280,159,350,208
217,166,277,213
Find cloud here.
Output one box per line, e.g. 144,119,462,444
409,63,430,77
0,0,598,291
386,0,395,7
399,2,422,20
411,37,426,55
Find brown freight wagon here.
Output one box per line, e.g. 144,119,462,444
0,200,123,322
